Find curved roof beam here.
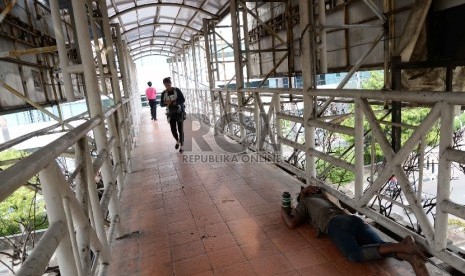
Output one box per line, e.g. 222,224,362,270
130,44,182,54
132,49,174,59
122,23,200,37
134,54,173,61
109,3,217,21
127,36,190,47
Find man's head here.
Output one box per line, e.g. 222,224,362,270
163,77,172,90
147,81,152,87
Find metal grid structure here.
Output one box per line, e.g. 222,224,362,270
1,0,465,274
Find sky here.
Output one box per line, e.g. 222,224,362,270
134,55,171,94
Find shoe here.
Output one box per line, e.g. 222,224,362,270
179,147,183,153
175,143,179,149
154,118,157,121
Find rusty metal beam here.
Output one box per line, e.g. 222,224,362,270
0,45,57,58
0,0,17,25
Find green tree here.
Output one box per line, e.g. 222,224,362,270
0,187,47,236
0,149,47,235
362,71,384,90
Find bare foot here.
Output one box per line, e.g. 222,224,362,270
396,252,430,276
398,236,427,260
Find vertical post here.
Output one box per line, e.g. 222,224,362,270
274,93,282,161
242,3,251,86
435,102,454,251
175,54,181,87
230,0,246,143
82,138,110,261
418,136,425,202
89,8,107,96
203,19,219,133
299,0,317,179
99,1,128,175
39,162,78,276
114,25,132,165
182,47,189,89
317,0,327,73
49,0,74,101
192,39,201,116
383,0,394,89
255,95,261,150
71,0,123,237
62,197,85,276
226,90,233,137
391,56,402,152
435,67,455,251
114,26,130,98
74,139,91,274
354,98,364,201
212,26,220,82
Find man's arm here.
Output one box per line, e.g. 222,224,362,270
281,208,305,229
176,88,185,104
160,92,167,107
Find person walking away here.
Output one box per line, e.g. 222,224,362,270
160,77,186,153
146,81,157,120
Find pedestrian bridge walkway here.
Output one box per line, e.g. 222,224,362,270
108,110,425,276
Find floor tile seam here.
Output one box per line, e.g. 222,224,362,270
248,252,296,275
277,244,325,272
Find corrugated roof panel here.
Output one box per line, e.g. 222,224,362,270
106,0,229,59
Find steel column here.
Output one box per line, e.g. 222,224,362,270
114,25,132,166
354,98,364,201
299,0,317,179
100,3,129,176
317,0,327,73
230,0,246,143
203,19,219,133
39,162,78,276
435,103,454,251
74,138,91,274
71,0,123,237
49,0,74,101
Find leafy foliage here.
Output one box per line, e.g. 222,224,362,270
0,187,47,236
362,71,384,90
0,149,47,236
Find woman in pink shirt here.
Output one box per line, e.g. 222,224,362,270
146,81,157,120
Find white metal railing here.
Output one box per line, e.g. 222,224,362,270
0,98,137,275
185,86,465,273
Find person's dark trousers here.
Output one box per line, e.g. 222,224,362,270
169,117,184,145
327,215,391,262
148,99,157,120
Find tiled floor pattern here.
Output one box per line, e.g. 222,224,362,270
108,111,420,276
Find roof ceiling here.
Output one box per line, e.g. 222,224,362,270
106,0,230,60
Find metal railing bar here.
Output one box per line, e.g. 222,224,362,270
0,110,89,152
0,116,103,202
308,148,355,172
309,89,465,105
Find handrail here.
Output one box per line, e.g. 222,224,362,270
0,100,127,202
0,116,103,202
0,110,88,152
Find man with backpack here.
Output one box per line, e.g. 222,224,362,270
160,77,186,153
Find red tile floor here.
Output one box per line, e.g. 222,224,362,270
108,111,444,275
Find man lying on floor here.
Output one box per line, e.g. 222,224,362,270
281,185,429,276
